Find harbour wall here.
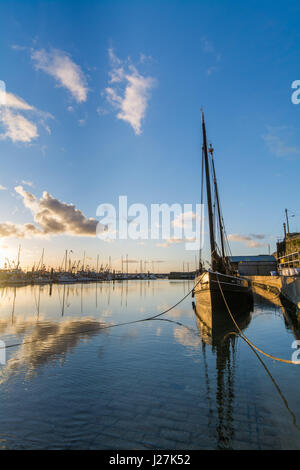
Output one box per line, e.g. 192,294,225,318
246,275,300,309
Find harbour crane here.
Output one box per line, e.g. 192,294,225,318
5,257,11,270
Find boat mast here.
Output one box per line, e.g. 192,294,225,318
41,248,44,270
65,249,68,272
209,144,226,260
16,244,21,270
201,112,217,270
285,208,290,236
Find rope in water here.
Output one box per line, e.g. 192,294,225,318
222,329,300,431
216,273,300,365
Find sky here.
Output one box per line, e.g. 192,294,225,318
0,0,300,272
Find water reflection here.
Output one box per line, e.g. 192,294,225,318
194,290,300,447
0,280,299,450
253,286,300,341
0,318,109,383
0,284,113,383
192,298,252,449
0,281,190,382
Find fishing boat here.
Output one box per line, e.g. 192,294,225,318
33,276,51,285
55,273,76,283
193,112,252,315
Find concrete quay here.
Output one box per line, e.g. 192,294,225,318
246,275,300,310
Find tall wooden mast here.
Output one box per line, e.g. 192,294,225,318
201,111,217,270
209,144,226,260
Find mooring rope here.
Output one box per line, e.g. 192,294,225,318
216,273,300,365
222,329,300,432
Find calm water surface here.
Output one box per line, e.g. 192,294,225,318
0,280,299,450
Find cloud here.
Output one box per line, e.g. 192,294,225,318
172,211,199,229
0,221,42,238
0,184,7,190
0,109,38,143
21,180,34,187
262,126,300,158
250,233,265,240
0,89,52,144
13,185,101,237
0,186,105,239
155,210,200,248
228,233,266,248
139,53,153,64
105,48,156,134
201,37,215,54
156,237,195,248
0,90,34,111
31,48,88,103
207,66,218,76
156,238,182,248
78,117,87,126
200,36,221,75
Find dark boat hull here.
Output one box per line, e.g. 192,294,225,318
194,271,253,320
192,300,252,346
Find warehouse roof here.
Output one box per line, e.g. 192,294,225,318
229,255,276,262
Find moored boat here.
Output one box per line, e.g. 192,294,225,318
194,112,253,317
56,273,76,283
194,270,252,315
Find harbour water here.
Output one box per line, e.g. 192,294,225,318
0,280,299,450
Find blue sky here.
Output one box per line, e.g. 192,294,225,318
0,0,300,271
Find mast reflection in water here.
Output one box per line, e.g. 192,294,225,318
193,298,252,449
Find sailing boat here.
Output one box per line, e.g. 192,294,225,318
193,112,252,314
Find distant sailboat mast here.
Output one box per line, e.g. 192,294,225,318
16,244,21,270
